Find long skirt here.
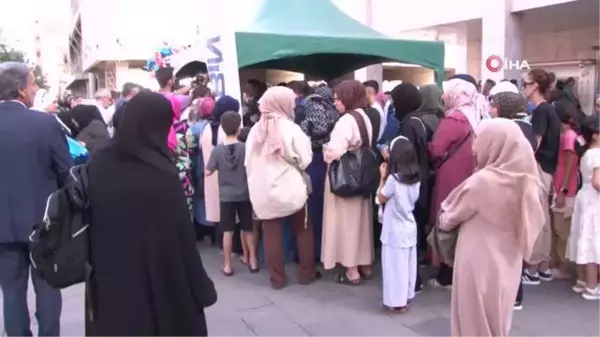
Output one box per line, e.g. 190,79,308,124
382,244,417,307
306,149,327,259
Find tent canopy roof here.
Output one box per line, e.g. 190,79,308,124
234,0,444,82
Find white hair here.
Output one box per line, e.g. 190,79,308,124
94,89,112,100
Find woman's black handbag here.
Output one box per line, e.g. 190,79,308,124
329,110,380,197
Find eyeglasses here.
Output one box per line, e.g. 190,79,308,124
522,81,535,88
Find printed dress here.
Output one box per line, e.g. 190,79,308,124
567,148,600,264
173,121,195,217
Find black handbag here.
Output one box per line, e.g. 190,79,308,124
328,110,380,198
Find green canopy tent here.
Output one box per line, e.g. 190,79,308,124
234,0,445,86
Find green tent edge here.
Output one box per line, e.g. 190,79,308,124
235,32,445,87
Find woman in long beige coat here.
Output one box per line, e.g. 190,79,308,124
439,119,544,336
322,80,374,285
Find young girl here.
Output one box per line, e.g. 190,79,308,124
377,136,421,313
551,100,580,279
567,115,600,300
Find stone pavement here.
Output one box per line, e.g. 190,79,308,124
2,243,599,336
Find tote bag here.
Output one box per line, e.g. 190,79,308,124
427,210,459,266
328,110,380,198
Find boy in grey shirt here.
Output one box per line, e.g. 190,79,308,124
206,111,257,275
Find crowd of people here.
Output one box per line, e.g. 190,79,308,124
0,59,599,337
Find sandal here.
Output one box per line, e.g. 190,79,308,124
335,272,362,285
359,269,373,280
381,304,409,314
248,265,260,274
221,268,234,277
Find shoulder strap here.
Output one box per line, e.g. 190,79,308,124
411,116,427,134
348,109,370,148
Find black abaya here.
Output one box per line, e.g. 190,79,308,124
85,92,217,336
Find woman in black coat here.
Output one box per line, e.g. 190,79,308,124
69,104,110,156
85,92,217,336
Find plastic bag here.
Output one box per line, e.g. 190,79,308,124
67,136,89,165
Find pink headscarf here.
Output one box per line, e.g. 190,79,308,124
163,93,181,151
199,97,216,119
253,86,296,155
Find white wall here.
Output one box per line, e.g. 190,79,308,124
80,0,200,70
365,0,592,34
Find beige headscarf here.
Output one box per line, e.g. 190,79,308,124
440,118,544,260
253,86,296,155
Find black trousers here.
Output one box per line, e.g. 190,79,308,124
436,263,454,286
516,264,524,303
413,203,430,291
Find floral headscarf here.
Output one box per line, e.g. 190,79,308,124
443,78,490,130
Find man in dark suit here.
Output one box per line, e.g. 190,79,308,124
0,62,73,336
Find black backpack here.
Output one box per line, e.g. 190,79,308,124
29,165,91,289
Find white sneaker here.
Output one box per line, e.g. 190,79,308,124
582,287,600,300
572,281,586,293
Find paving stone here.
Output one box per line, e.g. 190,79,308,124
0,247,598,336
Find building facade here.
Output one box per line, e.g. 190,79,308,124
65,0,598,112
66,0,200,96
345,0,599,113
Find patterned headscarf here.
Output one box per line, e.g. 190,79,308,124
186,97,216,123
301,85,339,147
313,85,335,107
443,77,489,129
491,92,528,119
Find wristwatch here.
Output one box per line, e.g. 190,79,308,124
560,188,568,195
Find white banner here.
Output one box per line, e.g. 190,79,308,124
204,32,241,104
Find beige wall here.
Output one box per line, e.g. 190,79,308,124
238,69,306,88
467,23,599,80
383,67,435,86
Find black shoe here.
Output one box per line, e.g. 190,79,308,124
513,301,523,310
521,270,540,285
538,269,554,282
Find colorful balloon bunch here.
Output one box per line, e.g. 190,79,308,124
144,42,178,73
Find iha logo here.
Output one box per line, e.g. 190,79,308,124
486,55,530,72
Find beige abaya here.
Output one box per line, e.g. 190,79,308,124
438,119,544,336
